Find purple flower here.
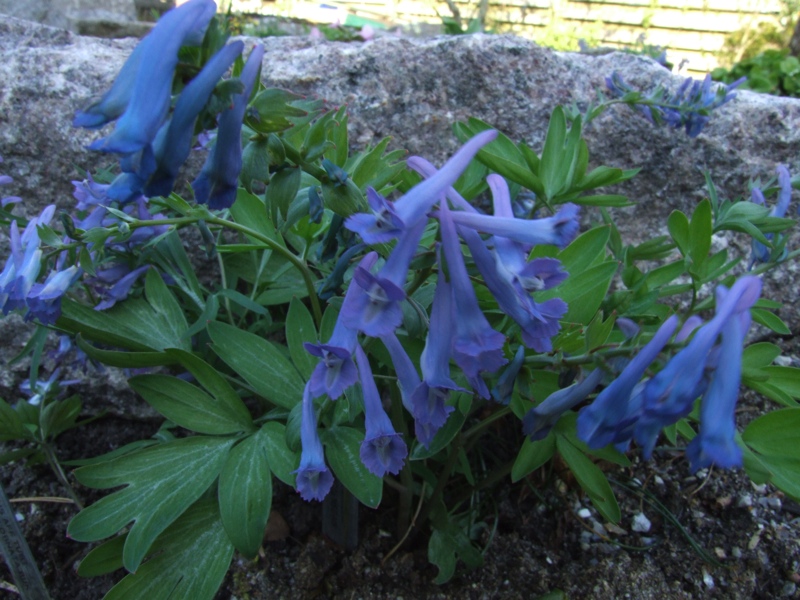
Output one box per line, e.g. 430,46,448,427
615,317,640,340
355,346,407,477
81,0,216,154
295,382,334,502
491,345,525,405
94,265,150,311
750,165,792,266
576,315,679,450
524,367,604,441
380,331,421,413
439,199,507,398
72,173,111,210
345,130,497,241
340,220,426,337
406,155,479,214
193,44,265,209
1,206,55,314
0,158,21,207
304,253,379,399
26,265,81,325
447,202,580,249
409,270,460,434
685,311,747,472
145,41,244,198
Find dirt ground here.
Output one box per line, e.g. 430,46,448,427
1,381,799,600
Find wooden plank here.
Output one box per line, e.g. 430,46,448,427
450,0,781,14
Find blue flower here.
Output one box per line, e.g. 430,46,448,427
409,269,460,431
0,157,21,207
82,0,217,155
524,367,604,441
26,265,81,325
380,331,421,413
685,311,747,472
492,346,526,405
750,165,792,267
340,220,426,337
447,202,580,249
93,265,150,311
345,130,497,242
304,253,378,399
439,199,507,398
295,382,335,502
193,44,265,209
145,41,245,198
355,346,407,477
1,206,55,314
576,315,679,450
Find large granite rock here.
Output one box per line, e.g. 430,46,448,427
0,15,797,329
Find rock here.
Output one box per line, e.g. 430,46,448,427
0,0,137,32
0,16,798,326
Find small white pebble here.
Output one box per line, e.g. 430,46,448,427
782,582,797,597
738,494,753,508
767,497,782,511
577,508,592,519
654,475,665,486
14,512,24,522
703,569,715,589
632,512,651,533
775,356,794,367
732,547,743,558
752,483,768,494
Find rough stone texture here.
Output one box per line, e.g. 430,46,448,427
0,0,137,31
1,17,797,330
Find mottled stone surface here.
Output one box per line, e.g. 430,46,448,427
0,17,798,330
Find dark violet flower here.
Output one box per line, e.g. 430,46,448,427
355,346,408,477
83,0,217,155
72,173,110,210
407,270,460,446
345,130,497,242
341,220,426,337
304,253,378,399
615,317,640,340
380,332,421,413
94,265,150,311
492,345,525,405
685,311,747,472
439,199,507,398
20,368,81,407
750,165,792,267
576,315,679,450
26,265,81,325
193,44,265,210
524,367,604,441
447,202,580,249
145,41,245,198
295,382,334,502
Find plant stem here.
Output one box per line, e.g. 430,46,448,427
416,433,463,529
42,444,82,510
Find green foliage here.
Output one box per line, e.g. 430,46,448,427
713,49,800,97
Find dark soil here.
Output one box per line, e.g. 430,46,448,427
2,391,800,600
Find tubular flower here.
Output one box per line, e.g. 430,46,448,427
576,315,679,450
750,164,792,267
523,368,604,441
193,44,265,209
294,382,334,502
685,310,747,472
355,346,408,477
82,0,217,155
340,220,426,337
26,265,82,325
145,41,245,198
345,130,498,242
439,199,507,398
304,252,379,399
491,345,526,405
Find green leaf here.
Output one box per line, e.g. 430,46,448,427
218,435,272,558
286,297,318,380
75,336,176,368
556,226,610,276
540,106,567,200
246,87,307,134
129,374,251,435
556,436,620,523
78,534,126,577
743,409,800,502
257,422,299,487
545,261,617,325
58,292,191,353
321,426,382,508
667,210,690,256
265,167,302,219
428,528,457,584
208,321,304,410
750,308,791,334
688,199,712,268
0,398,25,440
104,499,233,600
68,436,235,573
230,188,284,245
742,342,782,370
511,433,555,482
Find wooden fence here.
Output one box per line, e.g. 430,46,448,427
229,0,787,74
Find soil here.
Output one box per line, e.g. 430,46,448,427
1,382,800,600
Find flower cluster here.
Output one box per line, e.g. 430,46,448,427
749,164,793,266
605,71,746,137
575,275,762,471
295,131,581,501
73,0,260,209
